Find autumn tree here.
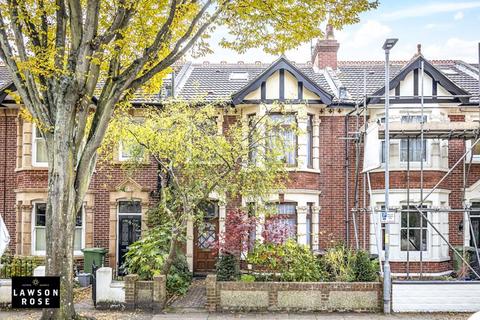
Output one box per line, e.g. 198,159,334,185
0,0,378,318
103,101,293,275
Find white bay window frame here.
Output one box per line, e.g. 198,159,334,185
31,201,85,256
32,124,48,167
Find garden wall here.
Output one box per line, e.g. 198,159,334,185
95,267,166,311
206,275,382,312
392,280,480,312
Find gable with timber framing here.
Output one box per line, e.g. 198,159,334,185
232,56,333,105
369,55,470,104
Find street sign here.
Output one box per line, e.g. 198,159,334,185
380,210,395,224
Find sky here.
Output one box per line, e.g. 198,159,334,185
192,0,480,64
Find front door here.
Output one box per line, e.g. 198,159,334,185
194,217,219,272
118,215,141,275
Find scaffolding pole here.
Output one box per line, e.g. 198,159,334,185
347,44,480,283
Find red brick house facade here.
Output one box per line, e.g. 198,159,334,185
1,28,479,276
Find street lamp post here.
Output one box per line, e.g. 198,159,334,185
382,38,398,314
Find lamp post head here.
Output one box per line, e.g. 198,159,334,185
382,38,398,51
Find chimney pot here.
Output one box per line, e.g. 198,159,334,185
312,24,340,69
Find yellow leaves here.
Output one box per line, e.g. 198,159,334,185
101,100,289,204
18,107,52,133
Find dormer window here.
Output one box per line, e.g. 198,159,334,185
338,86,348,100
229,72,249,81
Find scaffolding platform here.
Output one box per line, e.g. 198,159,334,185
378,122,480,139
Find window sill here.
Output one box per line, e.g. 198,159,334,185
286,167,321,174
32,251,84,257
15,166,49,172
370,165,449,173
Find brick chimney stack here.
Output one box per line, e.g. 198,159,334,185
312,24,340,69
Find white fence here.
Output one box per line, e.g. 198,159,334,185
393,280,480,312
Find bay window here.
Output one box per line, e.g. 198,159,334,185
307,115,313,168
264,202,297,243
401,205,427,251
470,202,480,247
32,125,48,167
400,115,427,162
269,114,297,166
32,202,84,255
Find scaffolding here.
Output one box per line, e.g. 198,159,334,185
345,48,480,281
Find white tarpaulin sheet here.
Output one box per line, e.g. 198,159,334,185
363,123,381,172
0,215,10,259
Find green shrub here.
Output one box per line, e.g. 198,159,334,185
216,253,239,281
0,254,43,277
322,244,356,282
240,274,255,282
247,240,327,282
123,226,192,295
166,254,192,295
353,250,379,282
322,245,378,282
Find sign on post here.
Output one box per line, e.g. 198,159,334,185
381,209,395,224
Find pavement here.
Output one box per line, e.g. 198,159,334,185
0,309,474,320
0,281,474,319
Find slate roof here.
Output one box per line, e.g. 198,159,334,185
337,59,479,101
0,56,478,105
175,62,333,102
0,65,13,91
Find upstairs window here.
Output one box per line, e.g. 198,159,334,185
307,115,314,168
400,115,427,162
471,140,480,161
32,125,48,167
247,114,258,164
269,114,297,166
229,72,249,81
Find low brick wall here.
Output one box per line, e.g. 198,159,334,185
124,274,166,312
206,275,382,312
96,269,166,312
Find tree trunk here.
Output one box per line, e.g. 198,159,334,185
42,164,77,319
161,233,179,275
41,95,94,320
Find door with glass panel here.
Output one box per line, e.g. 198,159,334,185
193,202,219,272
117,201,142,275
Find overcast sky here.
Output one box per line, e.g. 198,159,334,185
192,0,480,64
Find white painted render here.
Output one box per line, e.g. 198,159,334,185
368,104,450,172
392,282,480,312
96,267,125,303
369,189,451,263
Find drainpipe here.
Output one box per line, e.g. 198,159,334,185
344,107,356,247
2,107,6,220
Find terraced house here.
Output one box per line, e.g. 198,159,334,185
0,27,479,276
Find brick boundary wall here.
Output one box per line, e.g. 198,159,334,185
123,274,166,311
206,275,382,312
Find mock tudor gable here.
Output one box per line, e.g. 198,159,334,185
369,55,470,104
231,56,333,105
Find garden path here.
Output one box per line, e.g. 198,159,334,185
168,278,207,311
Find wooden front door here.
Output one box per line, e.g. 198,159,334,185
193,217,219,272
117,215,142,275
